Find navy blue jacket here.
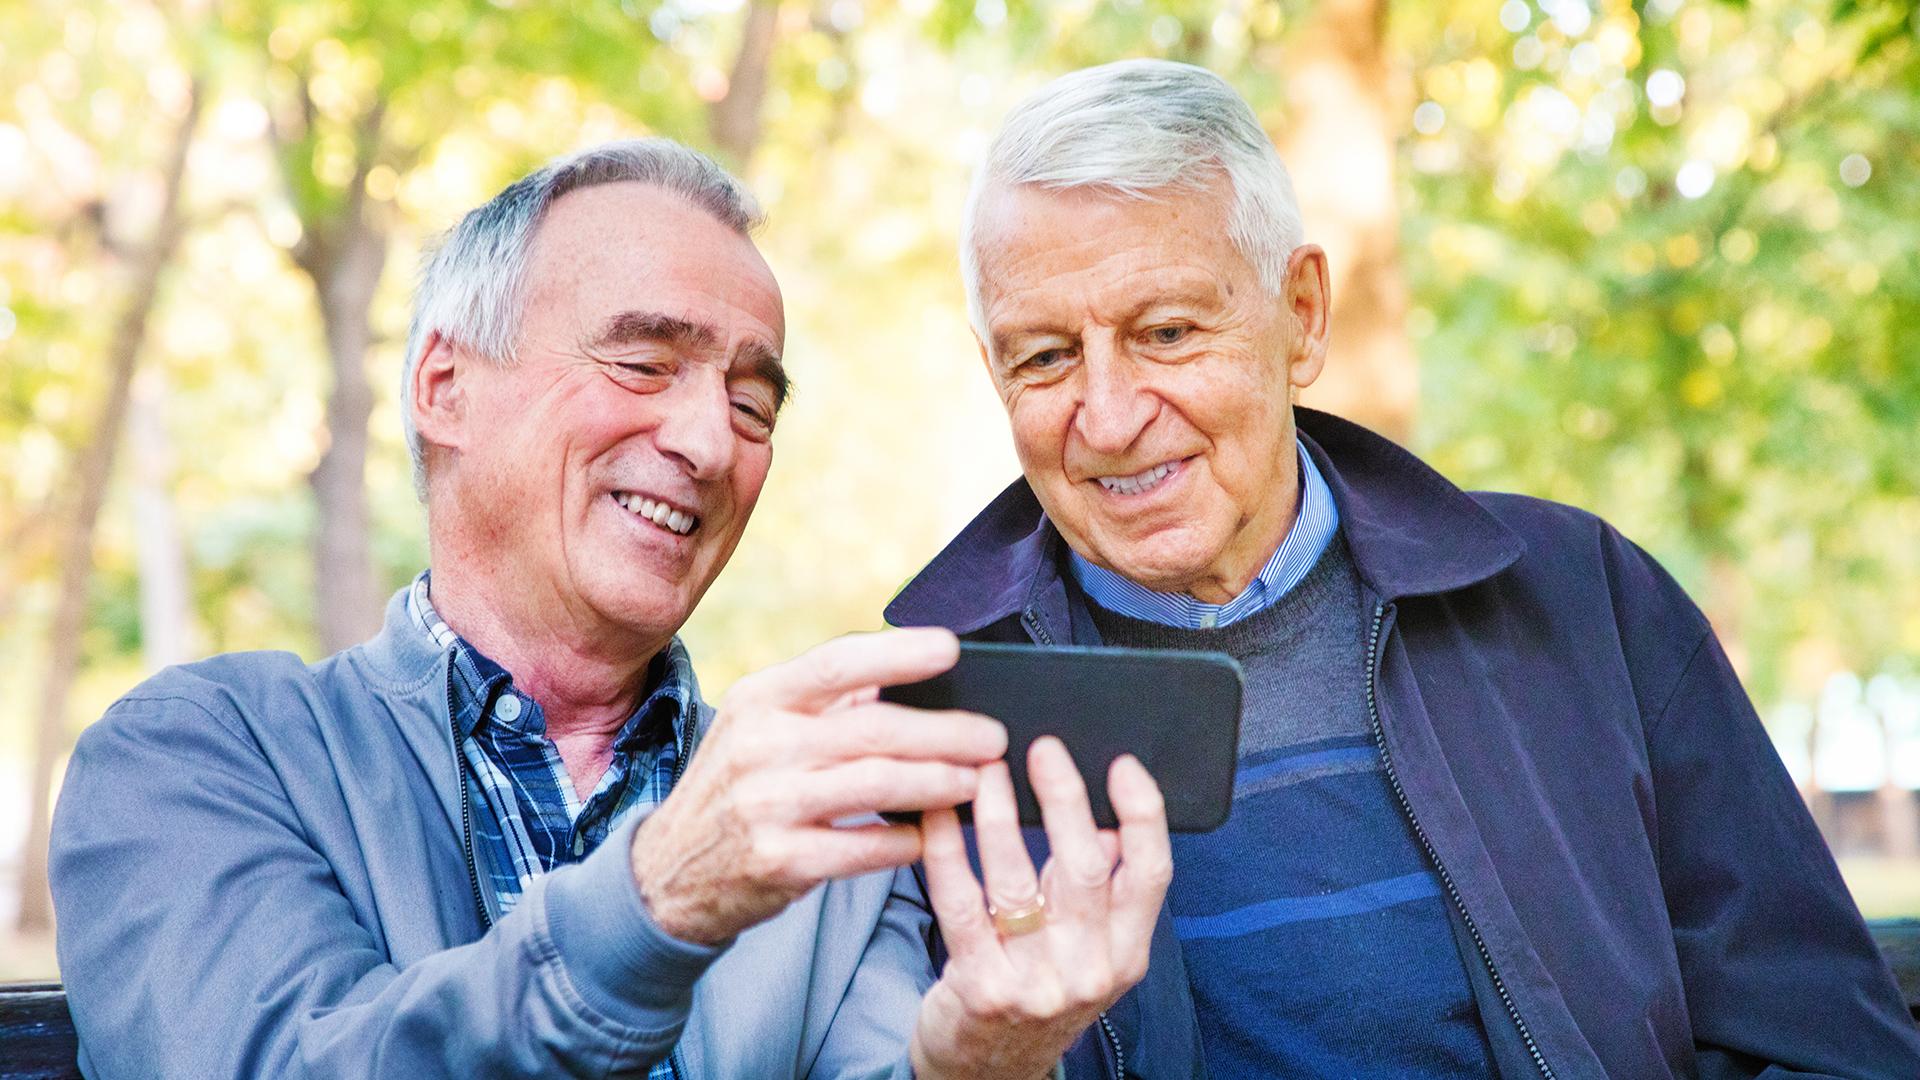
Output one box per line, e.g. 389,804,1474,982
887,408,1920,1079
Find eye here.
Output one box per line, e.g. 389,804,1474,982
1024,347,1075,372
1146,324,1190,346
598,356,676,393
731,397,775,438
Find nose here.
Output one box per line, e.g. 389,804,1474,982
1072,342,1155,456
653,374,737,481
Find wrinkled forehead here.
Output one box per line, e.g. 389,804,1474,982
523,182,785,347
970,180,1246,322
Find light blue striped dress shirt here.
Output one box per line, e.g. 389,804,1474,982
1068,440,1339,628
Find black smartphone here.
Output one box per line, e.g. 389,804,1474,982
879,641,1243,833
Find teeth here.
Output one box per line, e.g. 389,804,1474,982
614,492,698,535
1097,461,1177,496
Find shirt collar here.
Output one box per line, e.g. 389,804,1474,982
406,572,696,751
1065,440,1339,630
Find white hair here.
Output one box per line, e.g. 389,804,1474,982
959,59,1305,333
400,138,761,495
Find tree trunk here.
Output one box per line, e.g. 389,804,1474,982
289,102,391,657
305,214,387,654
709,0,780,164
1275,0,1417,443
17,82,203,934
130,368,195,669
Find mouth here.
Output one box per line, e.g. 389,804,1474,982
611,491,700,537
1093,456,1190,497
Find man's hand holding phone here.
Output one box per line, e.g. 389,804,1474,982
632,626,1173,1077
910,737,1173,1080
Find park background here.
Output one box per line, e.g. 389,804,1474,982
2,0,1917,979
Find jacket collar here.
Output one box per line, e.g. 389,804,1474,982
345,583,716,828
319,586,466,832
885,407,1525,635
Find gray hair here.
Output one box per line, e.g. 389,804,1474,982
401,138,762,494
959,59,1305,333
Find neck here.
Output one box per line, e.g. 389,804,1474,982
1185,461,1302,605
426,543,663,746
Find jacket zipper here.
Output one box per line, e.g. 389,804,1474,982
663,699,703,1079
450,669,494,932
1365,603,1551,1079
1096,1011,1126,1077
1025,608,1128,1079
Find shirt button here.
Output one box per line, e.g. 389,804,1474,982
571,833,585,857
1199,611,1219,629
494,695,522,722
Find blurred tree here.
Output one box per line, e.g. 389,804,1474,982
1277,0,1418,442
16,74,203,935
1402,0,1920,706
711,0,782,163
128,367,195,669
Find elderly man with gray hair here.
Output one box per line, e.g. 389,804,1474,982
49,138,1170,1078
889,59,1920,1078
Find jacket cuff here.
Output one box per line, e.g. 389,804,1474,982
541,812,728,1032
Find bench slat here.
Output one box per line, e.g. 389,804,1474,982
0,984,80,1080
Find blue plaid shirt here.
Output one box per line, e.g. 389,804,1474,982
409,574,693,1079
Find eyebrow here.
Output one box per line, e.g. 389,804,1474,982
590,310,718,351
736,339,791,412
591,309,791,412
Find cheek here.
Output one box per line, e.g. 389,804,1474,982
727,445,774,518
1007,390,1072,469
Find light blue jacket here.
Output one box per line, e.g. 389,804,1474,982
50,588,932,1079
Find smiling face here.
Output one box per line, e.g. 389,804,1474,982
970,178,1329,603
414,182,786,652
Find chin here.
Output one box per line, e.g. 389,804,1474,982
584,576,695,641
1094,526,1227,592
1100,550,1214,594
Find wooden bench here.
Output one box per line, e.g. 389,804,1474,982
7,922,1920,1076
0,983,77,1080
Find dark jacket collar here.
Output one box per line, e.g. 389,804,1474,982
885,408,1525,634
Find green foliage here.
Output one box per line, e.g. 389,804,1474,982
1400,0,1920,701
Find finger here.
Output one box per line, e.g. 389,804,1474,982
1096,829,1121,867
812,703,1007,765
780,759,981,822
1107,754,1173,972
835,685,881,710
787,822,926,882
1030,737,1124,1007
739,628,959,712
920,807,1001,961
973,759,1043,911
1030,737,1115,916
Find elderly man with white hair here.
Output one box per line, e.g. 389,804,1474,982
49,139,1170,1079
888,59,1920,1078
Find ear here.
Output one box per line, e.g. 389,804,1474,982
409,330,468,458
1282,244,1332,391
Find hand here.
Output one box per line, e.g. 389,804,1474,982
910,737,1173,1079
630,627,1007,945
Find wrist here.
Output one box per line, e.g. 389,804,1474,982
630,810,724,946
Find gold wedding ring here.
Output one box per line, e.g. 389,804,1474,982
987,894,1047,937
